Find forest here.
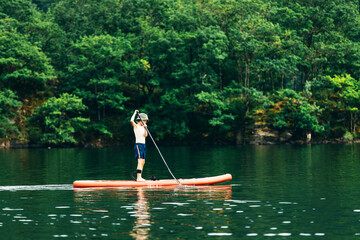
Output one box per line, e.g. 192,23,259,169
1,0,360,146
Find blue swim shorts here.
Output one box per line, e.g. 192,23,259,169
134,143,146,160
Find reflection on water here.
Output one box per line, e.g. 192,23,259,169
74,185,232,240
129,188,150,240
3,145,360,238
0,184,73,191
73,185,232,239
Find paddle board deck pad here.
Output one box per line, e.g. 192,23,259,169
73,174,232,188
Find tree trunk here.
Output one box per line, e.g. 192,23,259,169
245,61,248,88
301,70,305,91
350,112,355,133
95,84,100,121
236,130,243,145
355,112,357,133
237,59,243,86
219,61,223,91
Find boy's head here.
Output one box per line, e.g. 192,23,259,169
136,113,149,123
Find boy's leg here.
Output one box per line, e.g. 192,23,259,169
137,158,145,181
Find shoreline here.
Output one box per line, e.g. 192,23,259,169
1,138,360,149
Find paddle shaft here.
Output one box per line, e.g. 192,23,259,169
137,113,182,187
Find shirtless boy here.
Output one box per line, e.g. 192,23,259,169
130,110,149,181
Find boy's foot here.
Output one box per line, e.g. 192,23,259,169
137,177,146,182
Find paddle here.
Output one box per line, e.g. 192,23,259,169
137,112,182,187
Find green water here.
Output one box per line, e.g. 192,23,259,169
1,144,360,239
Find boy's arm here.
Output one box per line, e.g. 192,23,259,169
130,110,139,127
144,127,148,137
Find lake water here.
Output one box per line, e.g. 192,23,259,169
1,144,360,239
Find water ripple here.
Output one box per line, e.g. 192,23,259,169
0,184,73,191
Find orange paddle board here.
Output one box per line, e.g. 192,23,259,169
73,174,232,188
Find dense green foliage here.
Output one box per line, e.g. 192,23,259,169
28,93,89,144
1,0,360,146
0,89,22,138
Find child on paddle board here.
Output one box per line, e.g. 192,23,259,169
130,110,149,181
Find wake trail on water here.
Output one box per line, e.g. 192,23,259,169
0,184,73,191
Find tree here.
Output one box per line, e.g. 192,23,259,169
194,81,271,142
31,0,59,12
195,90,235,132
23,12,68,71
0,17,55,97
28,93,90,145
0,89,22,138
65,33,130,121
271,89,324,137
327,74,360,133
144,88,192,141
0,0,38,23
